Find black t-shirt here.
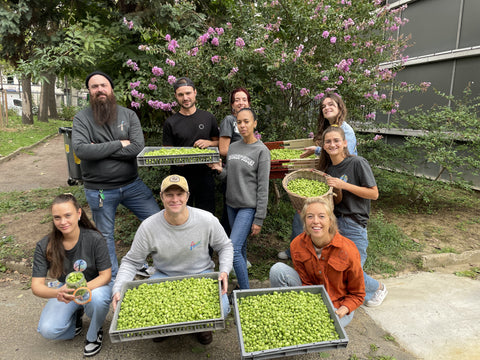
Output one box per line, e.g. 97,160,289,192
327,156,377,227
163,109,219,147
32,227,111,283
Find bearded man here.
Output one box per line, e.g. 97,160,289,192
72,71,160,277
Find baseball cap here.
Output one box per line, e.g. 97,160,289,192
173,77,195,92
161,175,189,192
85,71,114,89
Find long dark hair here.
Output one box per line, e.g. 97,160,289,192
314,92,347,145
230,87,251,114
46,194,99,279
317,126,351,172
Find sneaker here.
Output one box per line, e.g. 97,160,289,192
366,284,388,307
84,328,103,357
277,250,289,260
74,308,84,336
196,331,213,345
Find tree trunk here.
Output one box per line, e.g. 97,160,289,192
38,72,49,122
21,75,33,125
47,72,58,119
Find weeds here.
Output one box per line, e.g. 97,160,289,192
455,267,480,280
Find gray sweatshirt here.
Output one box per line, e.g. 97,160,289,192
219,140,271,226
72,105,145,189
112,207,233,295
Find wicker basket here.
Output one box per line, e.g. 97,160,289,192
282,169,334,211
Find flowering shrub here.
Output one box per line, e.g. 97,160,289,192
118,0,413,142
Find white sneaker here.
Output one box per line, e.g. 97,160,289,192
366,284,388,307
277,251,288,260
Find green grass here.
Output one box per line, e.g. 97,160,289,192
454,267,480,280
0,114,69,157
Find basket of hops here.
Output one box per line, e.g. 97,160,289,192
282,169,334,211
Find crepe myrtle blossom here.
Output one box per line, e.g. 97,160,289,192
228,67,239,77
308,132,314,138
126,59,139,71
131,101,140,109
188,47,199,56
123,17,133,29
365,112,376,120
373,134,384,141
215,27,224,35
138,45,150,51
148,83,157,91
130,81,140,89
150,77,157,83
300,88,310,97
212,37,219,46
216,97,222,103
131,89,145,100
166,58,175,67
254,131,261,140
198,33,210,45
330,37,337,44
314,93,325,101
254,47,266,55
167,39,180,53
148,100,176,111
235,37,245,48
322,31,329,39
167,75,176,85
420,82,431,92
211,55,221,64
152,66,164,77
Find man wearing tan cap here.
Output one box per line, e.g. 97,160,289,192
112,174,233,345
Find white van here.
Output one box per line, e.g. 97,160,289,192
6,95,22,115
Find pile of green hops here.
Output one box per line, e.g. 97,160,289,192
237,290,339,353
116,277,221,330
287,178,329,197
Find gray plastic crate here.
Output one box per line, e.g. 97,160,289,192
137,146,220,166
233,285,349,359
109,272,225,343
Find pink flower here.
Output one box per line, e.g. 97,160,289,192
166,58,175,67
254,131,261,140
130,81,140,89
235,37,245,48
228,67,239,78
188,47,199,56
126,59,139,71
215,27,224,35
322,31,329,39
308,132,314,138
254,47,266,55
165,34,171,42
212,37,219,46
216,97,222,103
211,55,220,64
330,37,337,44
373,134,383,141
167,75,176,85
167,39,179,53
151,66,164,76
148,83,157,91
300,88,310,97
131,101,140,109
314,93,325,101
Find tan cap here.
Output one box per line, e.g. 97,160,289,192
161,174,189,193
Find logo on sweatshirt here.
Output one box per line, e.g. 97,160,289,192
190,240,201,250
340,174,348,183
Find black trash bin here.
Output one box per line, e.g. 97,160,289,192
59,127,83,186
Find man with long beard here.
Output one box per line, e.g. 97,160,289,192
163,77,219,214
72,71,160,277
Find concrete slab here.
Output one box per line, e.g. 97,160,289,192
363,272,480,360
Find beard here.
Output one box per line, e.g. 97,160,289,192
90,92,118,126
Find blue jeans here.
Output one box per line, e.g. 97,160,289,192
37,281,113,342
227,206,255,289
269,262,354,327
150,270,230,318
285,211,303,258
337,216,379,302
84,178,160,277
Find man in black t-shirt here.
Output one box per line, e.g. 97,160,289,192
163,77,219,214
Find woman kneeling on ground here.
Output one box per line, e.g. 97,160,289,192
31,193,112,357
269,197,365,327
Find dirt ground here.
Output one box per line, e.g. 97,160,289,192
1,134,479,359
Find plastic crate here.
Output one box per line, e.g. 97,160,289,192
233,286,348,359
265,139,318,179
137,146,220,166
109,272,225,343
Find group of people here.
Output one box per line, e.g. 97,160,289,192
31,71,386,357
